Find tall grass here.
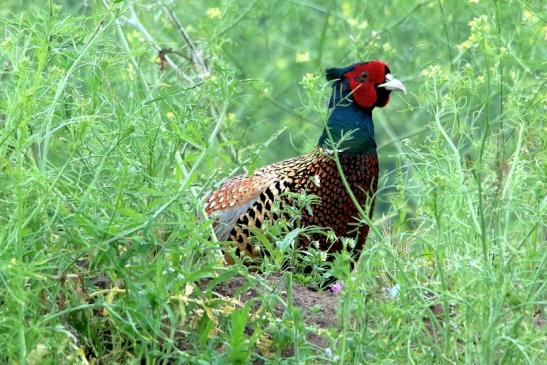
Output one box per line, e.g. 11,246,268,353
0,0,544,363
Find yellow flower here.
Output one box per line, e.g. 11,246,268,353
1,36,12,50
295,51,310,63
345,17,367,29
275,57,288,69
522,9,533,24
320,251,328,262
127,30,143,42
457,38,475,51
347,17,358,27
302,73,315,82
342,2,351,17
126,63,135,81
166,112,175,120
358,20,368,30
469,15,488,29
207,7,221,19
421,64,442,78
300,73,317,89
509,70,518,81
469,0,479,3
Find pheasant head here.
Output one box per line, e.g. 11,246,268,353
319,60,406,154
325,60,406,109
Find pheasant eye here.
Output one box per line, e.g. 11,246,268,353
360,71,368,80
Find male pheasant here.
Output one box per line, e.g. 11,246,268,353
206,60,406,264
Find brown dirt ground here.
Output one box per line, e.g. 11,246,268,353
210,275,341,352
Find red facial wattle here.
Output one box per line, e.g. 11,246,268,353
346,75,377,108
344,61,391,109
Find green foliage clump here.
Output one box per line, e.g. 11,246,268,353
0,0,544,363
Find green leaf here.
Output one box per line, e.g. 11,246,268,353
276,228,301,252
227,304,251,364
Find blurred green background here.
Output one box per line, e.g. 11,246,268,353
5,0,543,168
0,1,545,363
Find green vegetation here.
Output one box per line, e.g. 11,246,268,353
0,0,545,363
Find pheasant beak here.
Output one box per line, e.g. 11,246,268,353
378,74,407,94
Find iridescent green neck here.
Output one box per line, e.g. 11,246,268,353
318,81,376,154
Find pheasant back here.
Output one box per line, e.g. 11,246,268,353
205,148,379,264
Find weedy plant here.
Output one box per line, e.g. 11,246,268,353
0,0,545,364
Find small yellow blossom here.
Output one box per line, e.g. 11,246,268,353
341,2,351,17
320,251,328,262
302,72,315,82
127,30,143,42
206,7,221,19
166,112,175,120
509,70,518,81
457,38,475,50
347,17,358,27
469,15,488,28
457,15,492,51
521,9,533,24
275,57,288,69
336,38,346,47
421,64,441,78
295,51,310,63
126,63,135,80
358,20,368,30
469,0,480,3
346,18,367,29
1,36,12,50
300,72,317,89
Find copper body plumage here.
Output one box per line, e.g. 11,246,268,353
205,60,406,265
205,147,379,264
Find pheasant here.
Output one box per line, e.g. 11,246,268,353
206,60,406,265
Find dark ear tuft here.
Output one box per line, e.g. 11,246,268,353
326,62,367,81
326,67,344,81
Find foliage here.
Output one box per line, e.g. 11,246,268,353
0,0,545,363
